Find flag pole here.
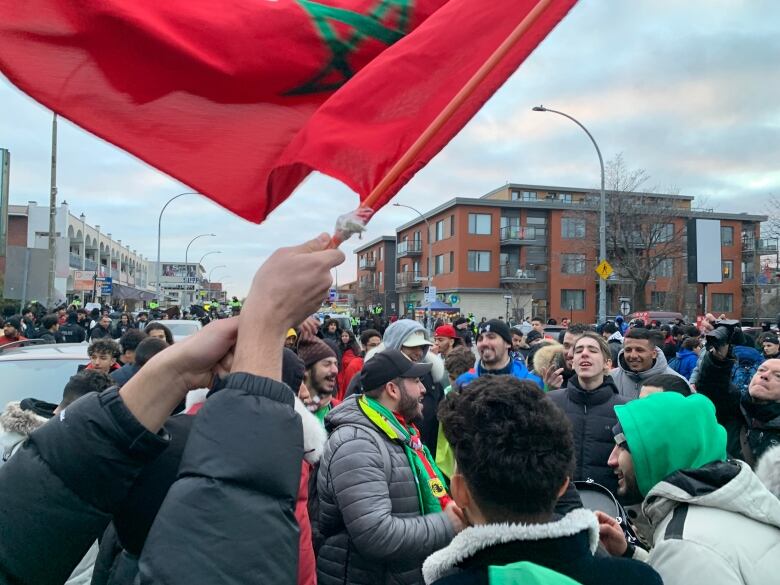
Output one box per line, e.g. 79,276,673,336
330,0,555,247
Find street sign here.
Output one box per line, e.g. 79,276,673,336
328,288,337,302
619,300,631,315
595,259,613,280
101,281,113,295
449,294,460,305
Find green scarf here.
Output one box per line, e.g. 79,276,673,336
489,562,582,585
359,395,451,514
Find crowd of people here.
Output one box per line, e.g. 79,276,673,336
1,235,779,585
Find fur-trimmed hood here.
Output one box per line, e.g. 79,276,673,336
421,508,598,584
293,396,327,464
0,401,47,436
531,342,564,376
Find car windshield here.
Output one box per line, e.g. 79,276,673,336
164,322,200,336
0,359,85,406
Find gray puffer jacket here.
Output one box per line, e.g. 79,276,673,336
317,395,455,585
610,347,690,399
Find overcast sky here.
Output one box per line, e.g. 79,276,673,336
2,0,778,297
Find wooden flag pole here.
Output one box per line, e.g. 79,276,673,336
330,0,555,247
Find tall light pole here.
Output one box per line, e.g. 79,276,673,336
533,105,607,324
47,112,58,309
393,202,433,330
196,251,221,303
183,233,216,308
156,191,199,305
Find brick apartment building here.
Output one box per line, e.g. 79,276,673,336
355,184,774,323
353,236,398,314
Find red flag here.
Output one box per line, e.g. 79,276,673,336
0,0,577,223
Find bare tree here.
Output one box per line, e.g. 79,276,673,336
570,154,689,313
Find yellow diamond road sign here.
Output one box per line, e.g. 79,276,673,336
595,259,614,280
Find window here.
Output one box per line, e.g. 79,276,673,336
650,291,667,308
561,253,586,274
450,215,456,237
722,260,733,279
561,218,586,239
560,193,573,203
561,289,585,311
468,251,491,272
521,191,537,201
378,247,382,261
434,254,445,275
435,220,445,241
449,251,455,272
526,215,547,225
468,213,491,235
652,259,674,278
654,223,674,243
712,293,733,313
378,272,383,286
721,226,734,246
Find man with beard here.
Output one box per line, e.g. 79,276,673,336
298,337,339,424
598,392,780,585
317,349,464,585
455,319,542,389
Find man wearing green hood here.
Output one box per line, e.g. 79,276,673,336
597,392,780,585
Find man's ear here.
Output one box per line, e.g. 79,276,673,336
451,473,471,510
556,476,570,499
385,380,400,402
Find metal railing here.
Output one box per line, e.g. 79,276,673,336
499,226,541,242
396,240,423,256
499,265,536,280
358,258,377,270
69,253,82,269
396,271,422,288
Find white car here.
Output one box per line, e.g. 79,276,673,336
150,319,203,342
0,343,89,406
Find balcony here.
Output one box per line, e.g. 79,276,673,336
499,265,536,284
84,258,97,271
396,271,423,289
69,252,82,269
499,226,542,245
358,258,377,271
742,238,779,255
397,240,422,257
742,273,780,286
358,280,376,292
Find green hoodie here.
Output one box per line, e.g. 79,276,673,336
615,392,727,497
489,561,582,585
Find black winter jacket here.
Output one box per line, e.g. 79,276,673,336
547,376,628,494
0,374,303,585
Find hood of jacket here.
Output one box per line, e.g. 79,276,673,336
530,342,564,375
615,346,672,381
615,392,727,497
756,444,780,499
363,342,446,385
733,344,764,366
0,401,48,436
382,319,431,351
325,394,376,435
563,375,620,406
293,396,327,464
643,459,780,533
676,348,697,360
422,508,598,584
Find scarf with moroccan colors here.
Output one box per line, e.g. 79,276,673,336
359,395,451,514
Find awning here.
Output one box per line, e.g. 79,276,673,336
111,282,157,301
417,300,459,311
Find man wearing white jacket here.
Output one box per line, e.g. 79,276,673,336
597,391,780,585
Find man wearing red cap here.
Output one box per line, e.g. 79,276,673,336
433,324,460,359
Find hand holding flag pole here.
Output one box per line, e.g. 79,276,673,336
328,0,558,249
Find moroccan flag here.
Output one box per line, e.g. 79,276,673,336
0,0,577,223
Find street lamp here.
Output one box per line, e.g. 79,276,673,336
533,105,607,324
393,202,433,330
198,250,221,265
208,264,227,283
156,192,199,304
183,233,216,308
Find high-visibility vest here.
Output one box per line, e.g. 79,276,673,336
149,301,159,309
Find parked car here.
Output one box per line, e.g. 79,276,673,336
0,343,89,407
150,319,202,342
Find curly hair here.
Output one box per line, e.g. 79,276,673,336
88,338,120,358
438,375,574,520
444,346,475,381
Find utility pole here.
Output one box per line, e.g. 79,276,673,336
47,113,58,310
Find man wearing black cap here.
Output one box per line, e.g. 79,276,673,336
317,349,464,585
453,317,473,348
762,334,780,360
0,316,27,347
455,319,542,389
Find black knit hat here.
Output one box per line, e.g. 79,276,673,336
525,330,544,344
297,337,337,369
478,319,512,345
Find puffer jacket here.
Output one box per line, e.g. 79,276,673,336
547,376,628,494
638,460,780,585
610,347,689,399
0,375,303,585
0,401,47,466
317,395,455,585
